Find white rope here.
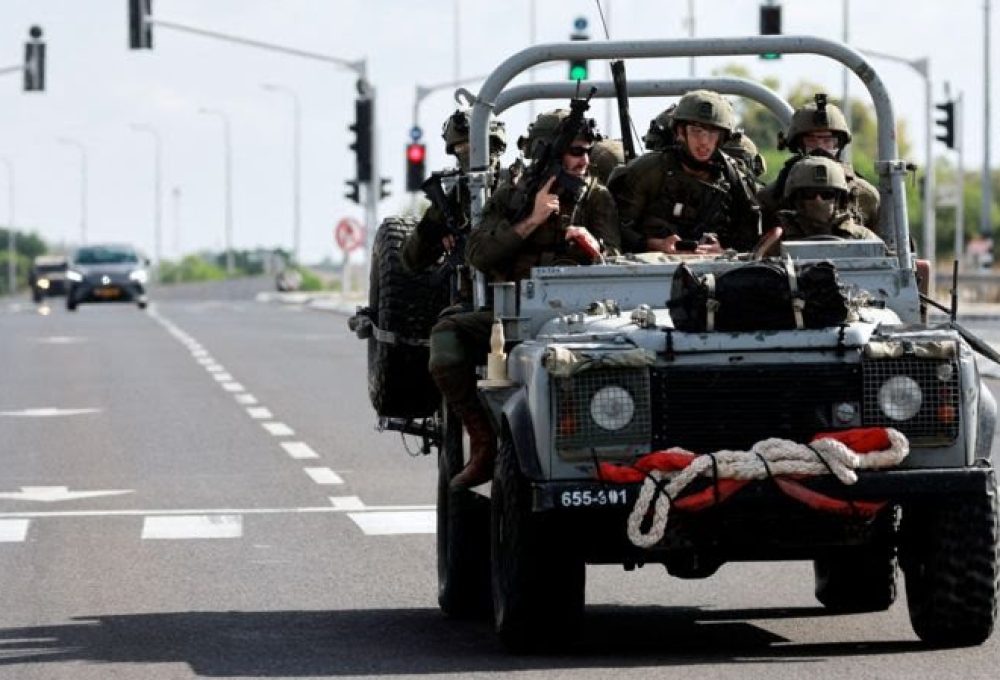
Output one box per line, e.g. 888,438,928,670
626,429,909,548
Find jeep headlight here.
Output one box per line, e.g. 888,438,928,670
878,376,922,421
37,278,50,289
590,385,635,431
66,269,83,282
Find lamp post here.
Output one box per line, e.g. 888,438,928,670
198,108,234,275
57,137,88,246
129,123,163,270
261,83,302,263
1,157,14,295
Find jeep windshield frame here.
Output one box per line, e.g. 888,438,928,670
466,36,911,293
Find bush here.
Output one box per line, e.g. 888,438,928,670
158,255,226,284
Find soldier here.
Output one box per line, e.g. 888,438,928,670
722,129,767,186
589,138,625,185
430,108,620,488
778,156,881,242
401,109,507,275
642,104,676,152
758,93,880,231
613,90,761,254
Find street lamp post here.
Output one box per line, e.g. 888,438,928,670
129,123,163,270
57,137,88,246
261,83,302,263
1,157,14,295
198,108,234,275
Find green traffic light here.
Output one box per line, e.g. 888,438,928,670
569,63,588,80
760,52,781,60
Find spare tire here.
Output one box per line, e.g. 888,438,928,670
368,217,448,418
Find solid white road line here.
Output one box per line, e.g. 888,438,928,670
0,519,30,542
262,422,295,436
280,441,319,459
348,511,435,535
303,467,344,485
247,406,273,419
141,515,243,540
0,504,435,519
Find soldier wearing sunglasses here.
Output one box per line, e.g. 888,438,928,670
778,156,881,242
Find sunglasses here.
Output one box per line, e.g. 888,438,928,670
566,145,593,157
797,189,838,201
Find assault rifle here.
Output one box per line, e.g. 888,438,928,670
421,170,468,303
512,87,598,223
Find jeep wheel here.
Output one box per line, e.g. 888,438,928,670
437,405,491,618
903,480,999,647
814,546,897,613
367,217,447,419
491,429,584,651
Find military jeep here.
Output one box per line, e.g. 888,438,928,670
354,35,999,652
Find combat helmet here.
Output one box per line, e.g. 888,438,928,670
441,109,507,155
589,139,625,185
780,93,852,152
517,108,601,158
783,155,849,199
671,90,735,135
643,104,676,151
722,130,767,177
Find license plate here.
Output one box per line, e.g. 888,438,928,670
94,286,121,299
558,487,630,508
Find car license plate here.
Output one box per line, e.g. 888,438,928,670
94,286,121,299
559,487,631,508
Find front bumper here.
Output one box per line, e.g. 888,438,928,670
69,280,146,304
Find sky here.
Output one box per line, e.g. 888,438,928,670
0,0,997,265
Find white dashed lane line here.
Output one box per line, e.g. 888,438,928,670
0,519,30,542
281,442,319,459
222,382,245,392
303,467,344,485
235,393,258,405
247,407,273,419
347,511,435,536
262,422,295,437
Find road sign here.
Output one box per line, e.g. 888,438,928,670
410,126,422,142
335,217,365,253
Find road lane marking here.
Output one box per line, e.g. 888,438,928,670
235,393,258,405
247,407,273,419
348,511,435,535
0,504,435,519
0,486,133,502
304,467,343,485
213,373,235,382
0,519,30,542
329,496,365,510
262,422,294,436
142,515,243,540
205,365,226,373
221,382,245,392
35,336,87,344
281,441,319,459
0,408,101,417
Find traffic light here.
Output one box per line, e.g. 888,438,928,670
349,97,373,182
129,0,153,49
759,3,782,60
568,16,589,81
345,179,360,204
935,100,955,150
405,143,426,192
23,26,45,92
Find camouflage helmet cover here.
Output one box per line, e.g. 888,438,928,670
517,108,601,158
783,156,849,199
441,109,507,155
722,130,767,177
782,93,853,151
671,89,735,134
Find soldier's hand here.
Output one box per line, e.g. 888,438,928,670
528,176,560,227
441,235,457,252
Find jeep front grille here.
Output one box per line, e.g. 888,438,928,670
553,368,651,455
651,364,862,453
862,357,960,443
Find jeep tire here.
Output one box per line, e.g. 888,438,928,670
491,429,584,651
814,546,898,613
437,405,491,618
903,479,999,647
367,217,447,419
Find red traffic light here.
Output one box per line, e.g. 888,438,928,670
406,143,426,164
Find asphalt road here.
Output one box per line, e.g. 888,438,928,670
1,291,999,679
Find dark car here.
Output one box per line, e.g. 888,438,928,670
65,244,150,311
28,255,69,302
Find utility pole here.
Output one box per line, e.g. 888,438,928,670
262,83,302,263
199,108,234,275
983,0,993,239
955,92,966,261
130,123,163,270
1,158,14,295
57,137,88,246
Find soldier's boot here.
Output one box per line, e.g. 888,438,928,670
449,403,498,489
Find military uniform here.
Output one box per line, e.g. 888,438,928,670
613,148,761,253
401,182,471,274
759,157,880,230
780,211,881,241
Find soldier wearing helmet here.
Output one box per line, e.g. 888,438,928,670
758,93,880,231
778,156,881,242
612,90,761,254
589,138,626,185
722,129,767,185
431,106,620,489
401,109,507,274
643,105,677,152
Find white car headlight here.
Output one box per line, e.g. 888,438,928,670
37,278,50,289
129,269,149,283
590,386,635,431
66,269,83,282
878,376,922,421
